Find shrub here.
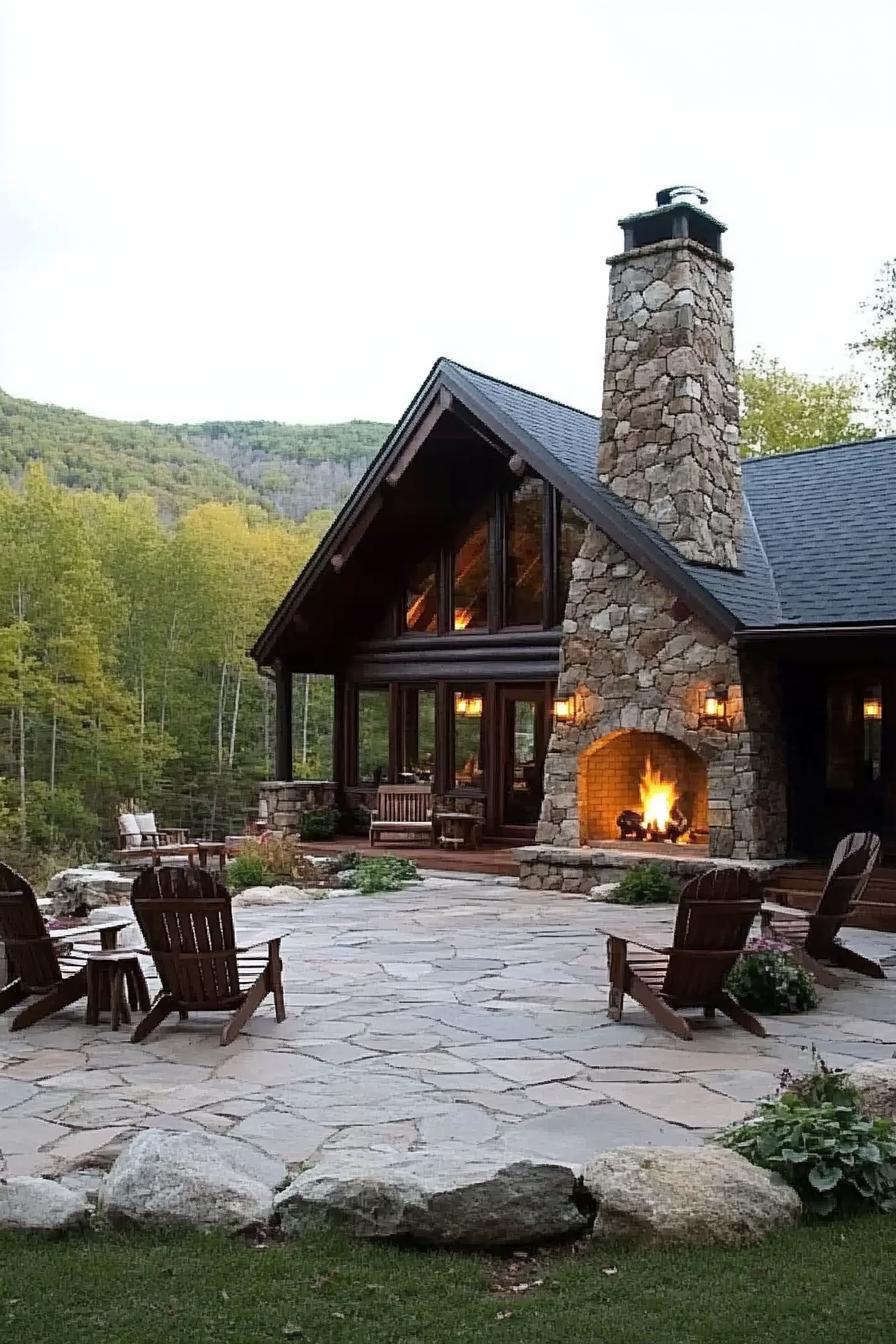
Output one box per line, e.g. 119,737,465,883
351,856,419,894
726,942,818,1014
226,852,268,892
720,1092,896,1216
299,807,339,842
607,863,679,905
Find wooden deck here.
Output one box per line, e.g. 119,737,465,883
302,836,520,878
764,863,896,933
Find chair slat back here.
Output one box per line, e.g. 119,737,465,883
0,861,63,993
131,866,241,1007
808,831,881,955
377,786,431,823
664,867,760,1004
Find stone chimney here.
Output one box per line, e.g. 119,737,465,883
598,186,742,569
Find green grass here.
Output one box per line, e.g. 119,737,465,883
3,1219,896,1344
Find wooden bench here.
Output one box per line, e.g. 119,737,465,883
369,786,435,847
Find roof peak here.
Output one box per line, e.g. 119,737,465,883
441,357,600,424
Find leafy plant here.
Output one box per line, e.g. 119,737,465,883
299,807,339,841
226,852,268,892
720,1093,896,1216
607,863,679,905
351,856,419,894
726,943,817,1014
780,1048,859,1109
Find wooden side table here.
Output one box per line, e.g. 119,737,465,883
197,841,227,872
436,812,482,850
85,951,151,1030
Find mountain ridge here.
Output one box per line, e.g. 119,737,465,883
0,386,391,521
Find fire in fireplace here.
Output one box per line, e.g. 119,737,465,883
617,756,691,843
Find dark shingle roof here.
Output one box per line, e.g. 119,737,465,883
444,359,896,631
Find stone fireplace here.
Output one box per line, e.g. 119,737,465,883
578,729,708,846
522,187,791,891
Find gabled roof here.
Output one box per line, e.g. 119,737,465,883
252,356,896,664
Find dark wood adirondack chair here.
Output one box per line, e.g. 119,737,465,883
600,867,765,1041
0,861,128,1030
130,866,287,1046
761,831,883,988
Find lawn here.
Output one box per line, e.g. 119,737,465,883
2,1218,896,1344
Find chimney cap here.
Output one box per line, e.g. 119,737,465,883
656,184,708,208
618,188,726,257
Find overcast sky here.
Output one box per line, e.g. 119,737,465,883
1,0,894,426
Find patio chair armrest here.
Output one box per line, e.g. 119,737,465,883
234,930,287,953
48,918,131,942
369,811,379,821
761,900,808,919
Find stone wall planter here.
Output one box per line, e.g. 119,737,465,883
275,1148,590,1248
583,1145,800,1248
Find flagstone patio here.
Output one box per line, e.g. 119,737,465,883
3,875,896,1180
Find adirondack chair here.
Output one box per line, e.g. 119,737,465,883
369,785,435,847
761,831,883,988
130,866,287,1046
0,861,129,1030
600,867,765,1041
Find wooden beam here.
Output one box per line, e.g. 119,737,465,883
331,495,383,572
508,453,526,476
274,662,294,782
385,388,454,487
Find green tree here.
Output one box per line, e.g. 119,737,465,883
853,260,896,424
739,350,874,458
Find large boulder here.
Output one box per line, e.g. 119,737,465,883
847,1062,896,1119
233,884,311,906
0,1177,90,1235
99,1129,287,1231
275,1148,589,1247
583,1146,800,1248
48,866,132,916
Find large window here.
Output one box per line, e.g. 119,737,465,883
454,688,485,790
506,478,544,626
356,687,390,785
405,557,438,633
558,499,588,616
452,514,488,631
400,687,436,783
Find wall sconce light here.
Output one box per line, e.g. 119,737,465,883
700,685,729,727
455,693,483,719
552,694,578,722
863,692,883,721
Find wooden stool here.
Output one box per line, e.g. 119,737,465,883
85,951,151,1030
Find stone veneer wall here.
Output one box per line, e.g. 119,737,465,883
598,238,742,569
258,780,338,837
536,525,787,860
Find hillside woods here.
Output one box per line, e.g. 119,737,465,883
0,391,392,875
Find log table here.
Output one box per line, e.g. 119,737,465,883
436,812,482,850
85,950,151,1031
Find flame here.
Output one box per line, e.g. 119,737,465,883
638,756,678,835
453,607,473,631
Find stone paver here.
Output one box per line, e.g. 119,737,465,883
2,876,896,1176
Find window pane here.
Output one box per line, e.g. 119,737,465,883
400,688,436,783
558,499,587,617
405,558,438,633
357,687,390,785
454,689,484,790
453,514,488,631
506,478,544,625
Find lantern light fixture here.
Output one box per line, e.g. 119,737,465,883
552,694,577,722
455,693,483,719
700,685,729,727
864,692,883,721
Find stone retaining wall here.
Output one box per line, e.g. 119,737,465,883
258,780,338,837
517,844,795,894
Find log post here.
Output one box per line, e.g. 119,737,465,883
274,662,294,782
